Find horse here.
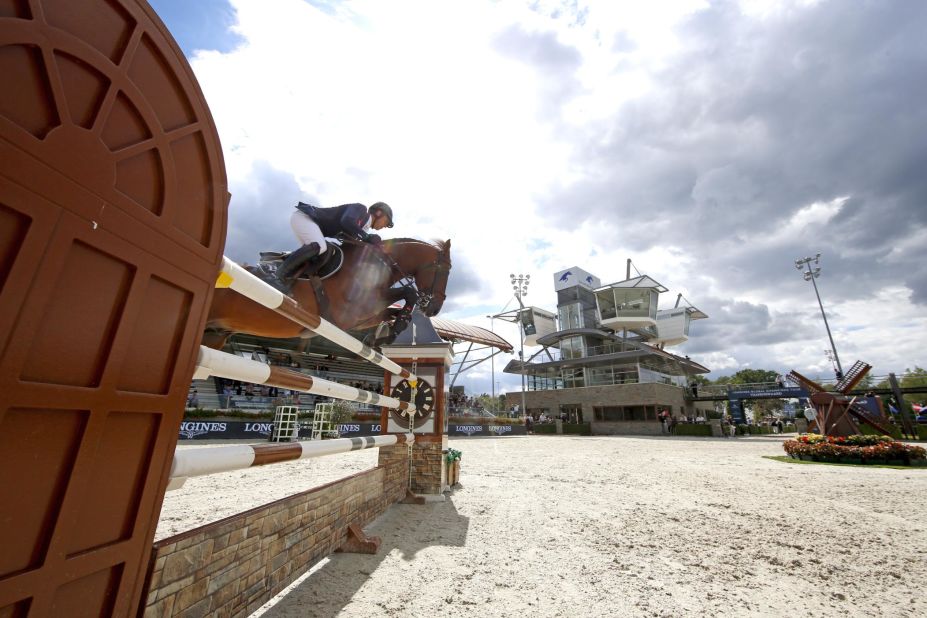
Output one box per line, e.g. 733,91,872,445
203,238,452,350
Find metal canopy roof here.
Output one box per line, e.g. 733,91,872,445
596,275,668,293
430,317,514,353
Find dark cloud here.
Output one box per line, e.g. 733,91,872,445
534,1,927,304
441,253,486,314
224,162,315,264
682,295,820,356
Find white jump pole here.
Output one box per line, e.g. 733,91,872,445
194,346,415,413
167,433,415,491
218,257,417,383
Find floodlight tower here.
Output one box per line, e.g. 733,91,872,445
795,254,843,380
511,273,530,415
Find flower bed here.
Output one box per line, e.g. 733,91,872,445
783,434,927,465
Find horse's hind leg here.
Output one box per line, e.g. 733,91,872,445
202,328,231,350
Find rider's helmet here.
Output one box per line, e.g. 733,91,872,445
369,202,394,228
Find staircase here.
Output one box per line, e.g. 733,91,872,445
188,378,222,409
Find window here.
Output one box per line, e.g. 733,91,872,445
613,289,650,317
595,290,617,320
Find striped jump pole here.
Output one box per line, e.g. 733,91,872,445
217,257,416,383
167,433,415,491
194,346,416,414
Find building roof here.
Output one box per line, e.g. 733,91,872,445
596,275,668,293
430,316,514,353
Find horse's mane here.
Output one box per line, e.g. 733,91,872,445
387,238,450,253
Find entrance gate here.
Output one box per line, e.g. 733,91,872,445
726,387,809,424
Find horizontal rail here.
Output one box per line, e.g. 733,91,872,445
219,257,416,382
167,433,415,491
194,346,415,413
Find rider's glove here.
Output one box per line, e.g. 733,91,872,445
367,234,382,245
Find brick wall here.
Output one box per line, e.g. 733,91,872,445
144,456,409,617
591,420,662,436
378,437,446,495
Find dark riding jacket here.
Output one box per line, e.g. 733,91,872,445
296,202,373,241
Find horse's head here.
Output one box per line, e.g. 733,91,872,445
414,239,451,316
383,238,452,317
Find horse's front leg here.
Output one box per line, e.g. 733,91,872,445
366,287,417,348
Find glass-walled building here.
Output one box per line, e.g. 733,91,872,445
504,265,713,435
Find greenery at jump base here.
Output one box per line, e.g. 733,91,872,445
782,434,927,466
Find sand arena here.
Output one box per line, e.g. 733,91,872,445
159,435,927,617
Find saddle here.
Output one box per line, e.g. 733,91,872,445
257,238,345,281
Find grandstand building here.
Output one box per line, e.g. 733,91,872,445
503,265,715,435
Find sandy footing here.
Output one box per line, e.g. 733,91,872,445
159,435,927,617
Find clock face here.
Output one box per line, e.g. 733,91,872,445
389,379,435,429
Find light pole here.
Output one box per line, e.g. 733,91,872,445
486,314,495,412
511,273,530,416
795,254,843,380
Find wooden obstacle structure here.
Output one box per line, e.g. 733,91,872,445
788,361,895,437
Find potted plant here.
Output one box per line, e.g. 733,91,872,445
445,448,462,486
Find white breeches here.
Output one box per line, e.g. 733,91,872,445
290,211,328,253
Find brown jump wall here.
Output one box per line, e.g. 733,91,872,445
143,456,409,617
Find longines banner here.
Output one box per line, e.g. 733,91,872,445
178,420,527,440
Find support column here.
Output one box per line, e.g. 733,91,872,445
378,311,455,499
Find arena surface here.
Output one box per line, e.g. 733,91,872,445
159,435,927,617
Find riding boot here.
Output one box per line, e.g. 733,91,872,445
276,242,320,287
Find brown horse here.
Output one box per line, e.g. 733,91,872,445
203,238,451,349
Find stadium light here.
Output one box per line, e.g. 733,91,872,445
795,253,842,380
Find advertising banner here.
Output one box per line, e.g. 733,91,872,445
178,420,528,440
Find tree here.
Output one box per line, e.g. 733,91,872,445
709,369,778,386
329,400,355,425
874,367,927,390
475,393,495,412
751,398,784,419
901,366,927,388
728,369,779,385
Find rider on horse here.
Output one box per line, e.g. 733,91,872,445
276,201,394,289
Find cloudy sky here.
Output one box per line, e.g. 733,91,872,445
151,0,926,395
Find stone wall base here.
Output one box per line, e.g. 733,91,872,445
144,454,408,617
378,435,447,496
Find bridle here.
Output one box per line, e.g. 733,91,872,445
412,257,451,312
379,243,450,313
